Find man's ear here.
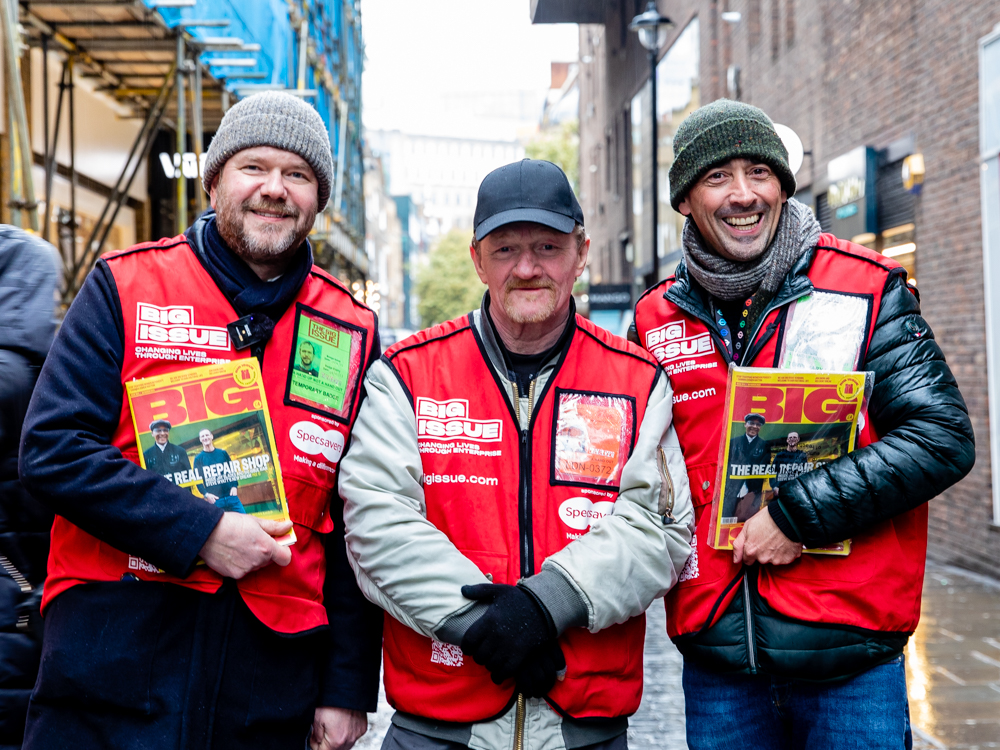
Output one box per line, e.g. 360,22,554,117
678,199,692,217
470,242,489,285
575,236,590,279
780,190,788,204
209,177,218,211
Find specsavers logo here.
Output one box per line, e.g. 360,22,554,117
136,303,230,351
289,420,345,463
558,497,615,531
645,320,714,365
416,397,502,442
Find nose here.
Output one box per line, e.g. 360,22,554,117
259,167,287,200
728,171,755,207
512,248,540,278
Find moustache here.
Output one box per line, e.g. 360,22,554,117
504,280,557,292
242,200,299,219
717,203,768,218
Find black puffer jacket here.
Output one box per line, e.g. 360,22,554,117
670,248,976,680
0,226,58,748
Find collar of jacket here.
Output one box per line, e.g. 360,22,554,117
665,245,816,328
472,291,577,425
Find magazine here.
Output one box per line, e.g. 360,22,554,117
709,367,873,555
126,359,295,546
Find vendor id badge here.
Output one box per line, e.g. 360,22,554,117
551,389,636,489
284,304,366,423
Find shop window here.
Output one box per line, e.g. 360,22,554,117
880,223,917,285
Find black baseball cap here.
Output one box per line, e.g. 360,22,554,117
473,159,584,241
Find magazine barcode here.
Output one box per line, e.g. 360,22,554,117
721,517,738,525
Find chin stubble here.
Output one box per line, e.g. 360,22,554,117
216,192,313,262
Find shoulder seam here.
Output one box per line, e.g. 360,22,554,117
813,244,894,272
577,325,657,367
105,238,189,261
386,322,472,361
309,268,374,314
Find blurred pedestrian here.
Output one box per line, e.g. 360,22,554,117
632,99,975,749
0,226,58,749
19,92,382,750
339,159,694,750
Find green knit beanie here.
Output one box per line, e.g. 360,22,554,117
668,99,796,210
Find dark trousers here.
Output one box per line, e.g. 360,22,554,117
24,580,322,750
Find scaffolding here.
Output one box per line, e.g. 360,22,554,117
1,0,367,305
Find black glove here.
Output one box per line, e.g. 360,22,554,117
460,583,555,685
515,639,566,698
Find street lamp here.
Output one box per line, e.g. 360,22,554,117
629,1,672,288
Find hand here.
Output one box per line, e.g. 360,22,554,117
460,583,554,685
309,707,367,750
733,508,802,566
515,639,566,698
204,493,219,504
199,512,292,579
230,488,240,495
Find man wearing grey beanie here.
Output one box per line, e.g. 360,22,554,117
19,91,382,750
631,99,974,748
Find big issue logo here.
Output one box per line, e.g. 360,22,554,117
416,397,503,442
645,320,714,365
558,497,615,531
289,421,345,463
135,302,231,351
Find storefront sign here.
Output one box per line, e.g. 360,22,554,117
827,146,876,238
588,284,633,310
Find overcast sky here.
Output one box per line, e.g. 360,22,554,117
360,0,578,142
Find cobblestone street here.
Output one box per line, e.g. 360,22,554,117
356,562,1000,750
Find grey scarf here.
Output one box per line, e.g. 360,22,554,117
681,198,822,302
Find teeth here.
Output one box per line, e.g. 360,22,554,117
724,215,761,227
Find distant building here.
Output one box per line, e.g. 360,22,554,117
365,130,524,237
363,150,404,328
532,0,1000,579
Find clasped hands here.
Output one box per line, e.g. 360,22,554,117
459,583,565,698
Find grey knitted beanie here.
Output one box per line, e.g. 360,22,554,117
202,91,334,211
668,99,795,210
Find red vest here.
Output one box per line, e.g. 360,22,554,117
44,235,376,634
633,235,927,640
380,314,659,722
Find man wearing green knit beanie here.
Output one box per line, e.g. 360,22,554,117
632,99,974,749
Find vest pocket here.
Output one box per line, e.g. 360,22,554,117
283,475,334,533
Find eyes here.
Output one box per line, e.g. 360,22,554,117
240,164,310,181
704,165,773,183
495,243,558,254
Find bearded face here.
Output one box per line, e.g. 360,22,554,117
210,146,319,270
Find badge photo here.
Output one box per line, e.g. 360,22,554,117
284,303,367,424
550,388,636,490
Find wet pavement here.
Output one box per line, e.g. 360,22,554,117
905,562,1000,750
355,560,1000,750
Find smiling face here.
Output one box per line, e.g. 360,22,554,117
199,429,214,450
471,222,588,328
299,341,315,368
744,420,761,438
210,146,319,270
786,432,800,450
678,158,787,262
153,426,170,446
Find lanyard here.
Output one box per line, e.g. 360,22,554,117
715,297,753,363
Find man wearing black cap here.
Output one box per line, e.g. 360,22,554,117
721,413,770,522
338,159,694,750
631,99,975,748
142,420,192,479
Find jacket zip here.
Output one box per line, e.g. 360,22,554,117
511,380,537,579
511,381,535,749
742,573,757,673
0,554,33,631
513,692,526,750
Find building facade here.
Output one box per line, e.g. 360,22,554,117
533,0,1000,576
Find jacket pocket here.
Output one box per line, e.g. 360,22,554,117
32,582,171,715
283,475,334,533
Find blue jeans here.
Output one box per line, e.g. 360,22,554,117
683,654,912,750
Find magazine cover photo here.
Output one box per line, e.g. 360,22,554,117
126,359,295,544
711,367,872,555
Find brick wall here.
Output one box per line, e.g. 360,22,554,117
579,0,1000,576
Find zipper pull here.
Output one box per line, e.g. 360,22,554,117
656,447,676,524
